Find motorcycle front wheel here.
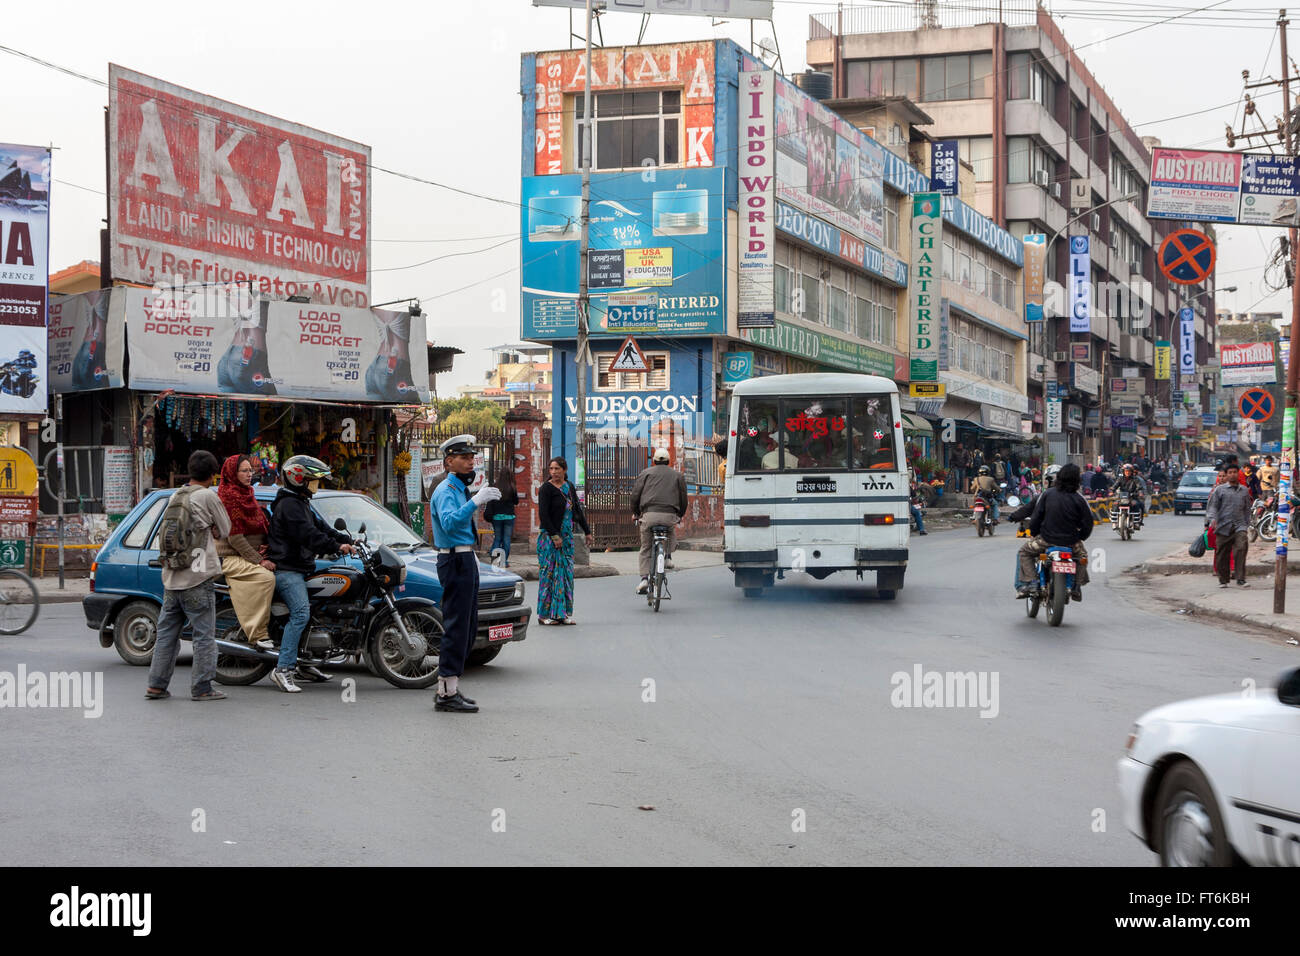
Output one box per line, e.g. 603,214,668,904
368,608,442,689
1258,512,1278,542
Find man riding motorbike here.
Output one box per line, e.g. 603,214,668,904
972,464,1001,523
1113,462,1147,526
262,455,355,693
1016,463,1092,601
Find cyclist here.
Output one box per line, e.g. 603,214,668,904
631,448,688,595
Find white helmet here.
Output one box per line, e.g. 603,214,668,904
1044,464,1062,488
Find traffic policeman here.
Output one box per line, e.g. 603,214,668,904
429,434,500,713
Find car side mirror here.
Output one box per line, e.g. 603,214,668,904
1277,668,1300,707
334,518,348,531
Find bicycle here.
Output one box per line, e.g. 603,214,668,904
646,524,673,612
0,568,40,634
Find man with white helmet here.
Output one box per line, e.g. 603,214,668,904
631,447,688,595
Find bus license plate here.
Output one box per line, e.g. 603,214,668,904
488,624,513,642
1051,560,1076,574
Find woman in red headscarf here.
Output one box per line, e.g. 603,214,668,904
215,454,276,645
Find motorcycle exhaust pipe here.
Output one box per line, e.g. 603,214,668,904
214,638,278,662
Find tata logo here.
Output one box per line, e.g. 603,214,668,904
862,476,897,491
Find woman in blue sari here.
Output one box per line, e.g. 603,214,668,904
536,457,593,625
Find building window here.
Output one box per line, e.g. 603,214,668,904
799,272,820,323
884,193,900,251
828,284,850,333
953,137,994,183
774,264,791,313
575,90,680,171
1008,53,1054,108
1007,136,1054,185
596,350,669,391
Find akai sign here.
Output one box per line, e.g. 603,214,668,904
738,69,775,330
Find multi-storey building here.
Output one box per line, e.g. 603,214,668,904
807,2,1220,463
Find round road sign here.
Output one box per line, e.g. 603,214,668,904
1239,388,1276,423
1158,229,1216,286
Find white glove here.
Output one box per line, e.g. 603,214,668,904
471,486,502,507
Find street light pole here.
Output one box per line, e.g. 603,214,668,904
574,0,598,503
1039,192,1141,471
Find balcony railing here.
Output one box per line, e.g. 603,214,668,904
810,1,1038,38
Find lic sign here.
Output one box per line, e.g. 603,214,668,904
723,351,753,387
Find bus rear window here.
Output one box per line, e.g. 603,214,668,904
733,394,895,472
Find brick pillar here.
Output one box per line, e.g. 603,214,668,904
505,401,547,549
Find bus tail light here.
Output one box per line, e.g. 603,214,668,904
863,514,895,526
738,515,771,528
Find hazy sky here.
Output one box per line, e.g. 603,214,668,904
2,0,1289,393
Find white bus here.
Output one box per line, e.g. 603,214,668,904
724,373,909,598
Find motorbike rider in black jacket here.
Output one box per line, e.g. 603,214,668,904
1113,463,1147,524
1016,463,1093,601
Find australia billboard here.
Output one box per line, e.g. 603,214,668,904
520,167,726,339
108,65,371,307
0,142,50,413
1148,147,1300,227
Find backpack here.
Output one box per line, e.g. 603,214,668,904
158,486,203,570
994,460,1006,480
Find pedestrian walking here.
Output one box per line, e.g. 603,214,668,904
536,456,592,625
1206,462,1252,588
429,434,502,713
486,467,520,566
145,450,231,702
631,447,688,594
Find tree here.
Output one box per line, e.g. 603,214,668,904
433,396,504,434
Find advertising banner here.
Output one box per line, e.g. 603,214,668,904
740,319,894,377
1220,341,1278,386
738,68,775,329
47,289,127,393
909,193,941,381
108,65,371,307
774,202,907,285
520,168,726,338
1239,154,1300,226
930,140,959,196
1154,340,1171,380
1148,147,1300,227
1023,234,1045,322
1046,399,1062,433
0,142,50,414
533,43,715,176
123,287,428,403
774,72,885,250
1179,307,1196,379
102,446,135,514
1068,235,1090,333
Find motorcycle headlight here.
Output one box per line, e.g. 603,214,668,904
513,581,526,603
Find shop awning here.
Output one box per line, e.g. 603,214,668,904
901,412,932,434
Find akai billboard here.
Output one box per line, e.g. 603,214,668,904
109,65,371,307
533,43,715,176
0,142,50,413
520,167,726,338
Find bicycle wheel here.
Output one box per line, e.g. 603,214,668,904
647,541,662,609
0,569,40,635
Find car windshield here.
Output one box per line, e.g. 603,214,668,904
311,495,423,548
1180,473,1216,488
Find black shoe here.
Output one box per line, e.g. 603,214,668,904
435,691,479,713
918,530,928,535
1015,587,1033,599
295,665,333,683
1070,586,1083,602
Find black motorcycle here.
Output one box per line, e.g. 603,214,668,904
212,520,443,689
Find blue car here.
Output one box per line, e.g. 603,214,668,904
85,487,531,670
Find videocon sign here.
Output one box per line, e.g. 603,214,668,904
909,193,942,381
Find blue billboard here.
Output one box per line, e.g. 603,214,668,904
521,168,726,339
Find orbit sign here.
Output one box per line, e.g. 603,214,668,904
1158,229,1216,285
1239,387,1276,423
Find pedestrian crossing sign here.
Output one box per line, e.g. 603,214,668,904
610,335,650,372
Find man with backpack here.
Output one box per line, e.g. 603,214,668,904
146,451,231,702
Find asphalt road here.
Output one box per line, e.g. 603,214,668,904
2,514,1293,866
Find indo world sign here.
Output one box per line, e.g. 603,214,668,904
737,69,775,329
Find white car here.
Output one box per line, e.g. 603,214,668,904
1118,668,1300,866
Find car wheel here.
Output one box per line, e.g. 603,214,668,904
113,601,159,666
467,645,503,667
1155,761,1234,867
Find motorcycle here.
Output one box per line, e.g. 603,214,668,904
973,493,997,536
1111,493,1141,540
1257,494,1300,542
1249,494,1276,542
211,520,443,689
1024,545,1083,627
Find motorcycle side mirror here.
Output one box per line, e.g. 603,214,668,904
358,523,366,536
334,518,348,531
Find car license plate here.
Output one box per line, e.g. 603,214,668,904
1191,503,1204,510
1051,560,1076,573
488,624,513,642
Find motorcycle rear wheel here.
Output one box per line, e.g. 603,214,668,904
368,608,442,689
1047,572,1068,627
977,521,985,537
1259,512,1278,542
213,609,274,686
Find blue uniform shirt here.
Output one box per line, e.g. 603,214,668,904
431,472,478,548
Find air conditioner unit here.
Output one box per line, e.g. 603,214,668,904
1090,213,1102,231
1033,169,1050,187
1051,350,1068,362
1128,259,1142,274
1051,182,1062,199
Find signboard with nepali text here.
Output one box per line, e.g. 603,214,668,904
122,286,428,403
108,65,372,307
0,142,50,414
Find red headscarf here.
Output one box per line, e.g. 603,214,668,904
218,455,269,537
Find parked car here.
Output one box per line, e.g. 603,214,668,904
1173,467,1217,515
85,487,530,670
1117,668,1300,866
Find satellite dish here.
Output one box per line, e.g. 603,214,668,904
757,36,778,63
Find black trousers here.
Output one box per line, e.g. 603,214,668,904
436,552,479,678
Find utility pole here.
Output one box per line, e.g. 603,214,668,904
1277,8,1300,614
574,0,597,503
